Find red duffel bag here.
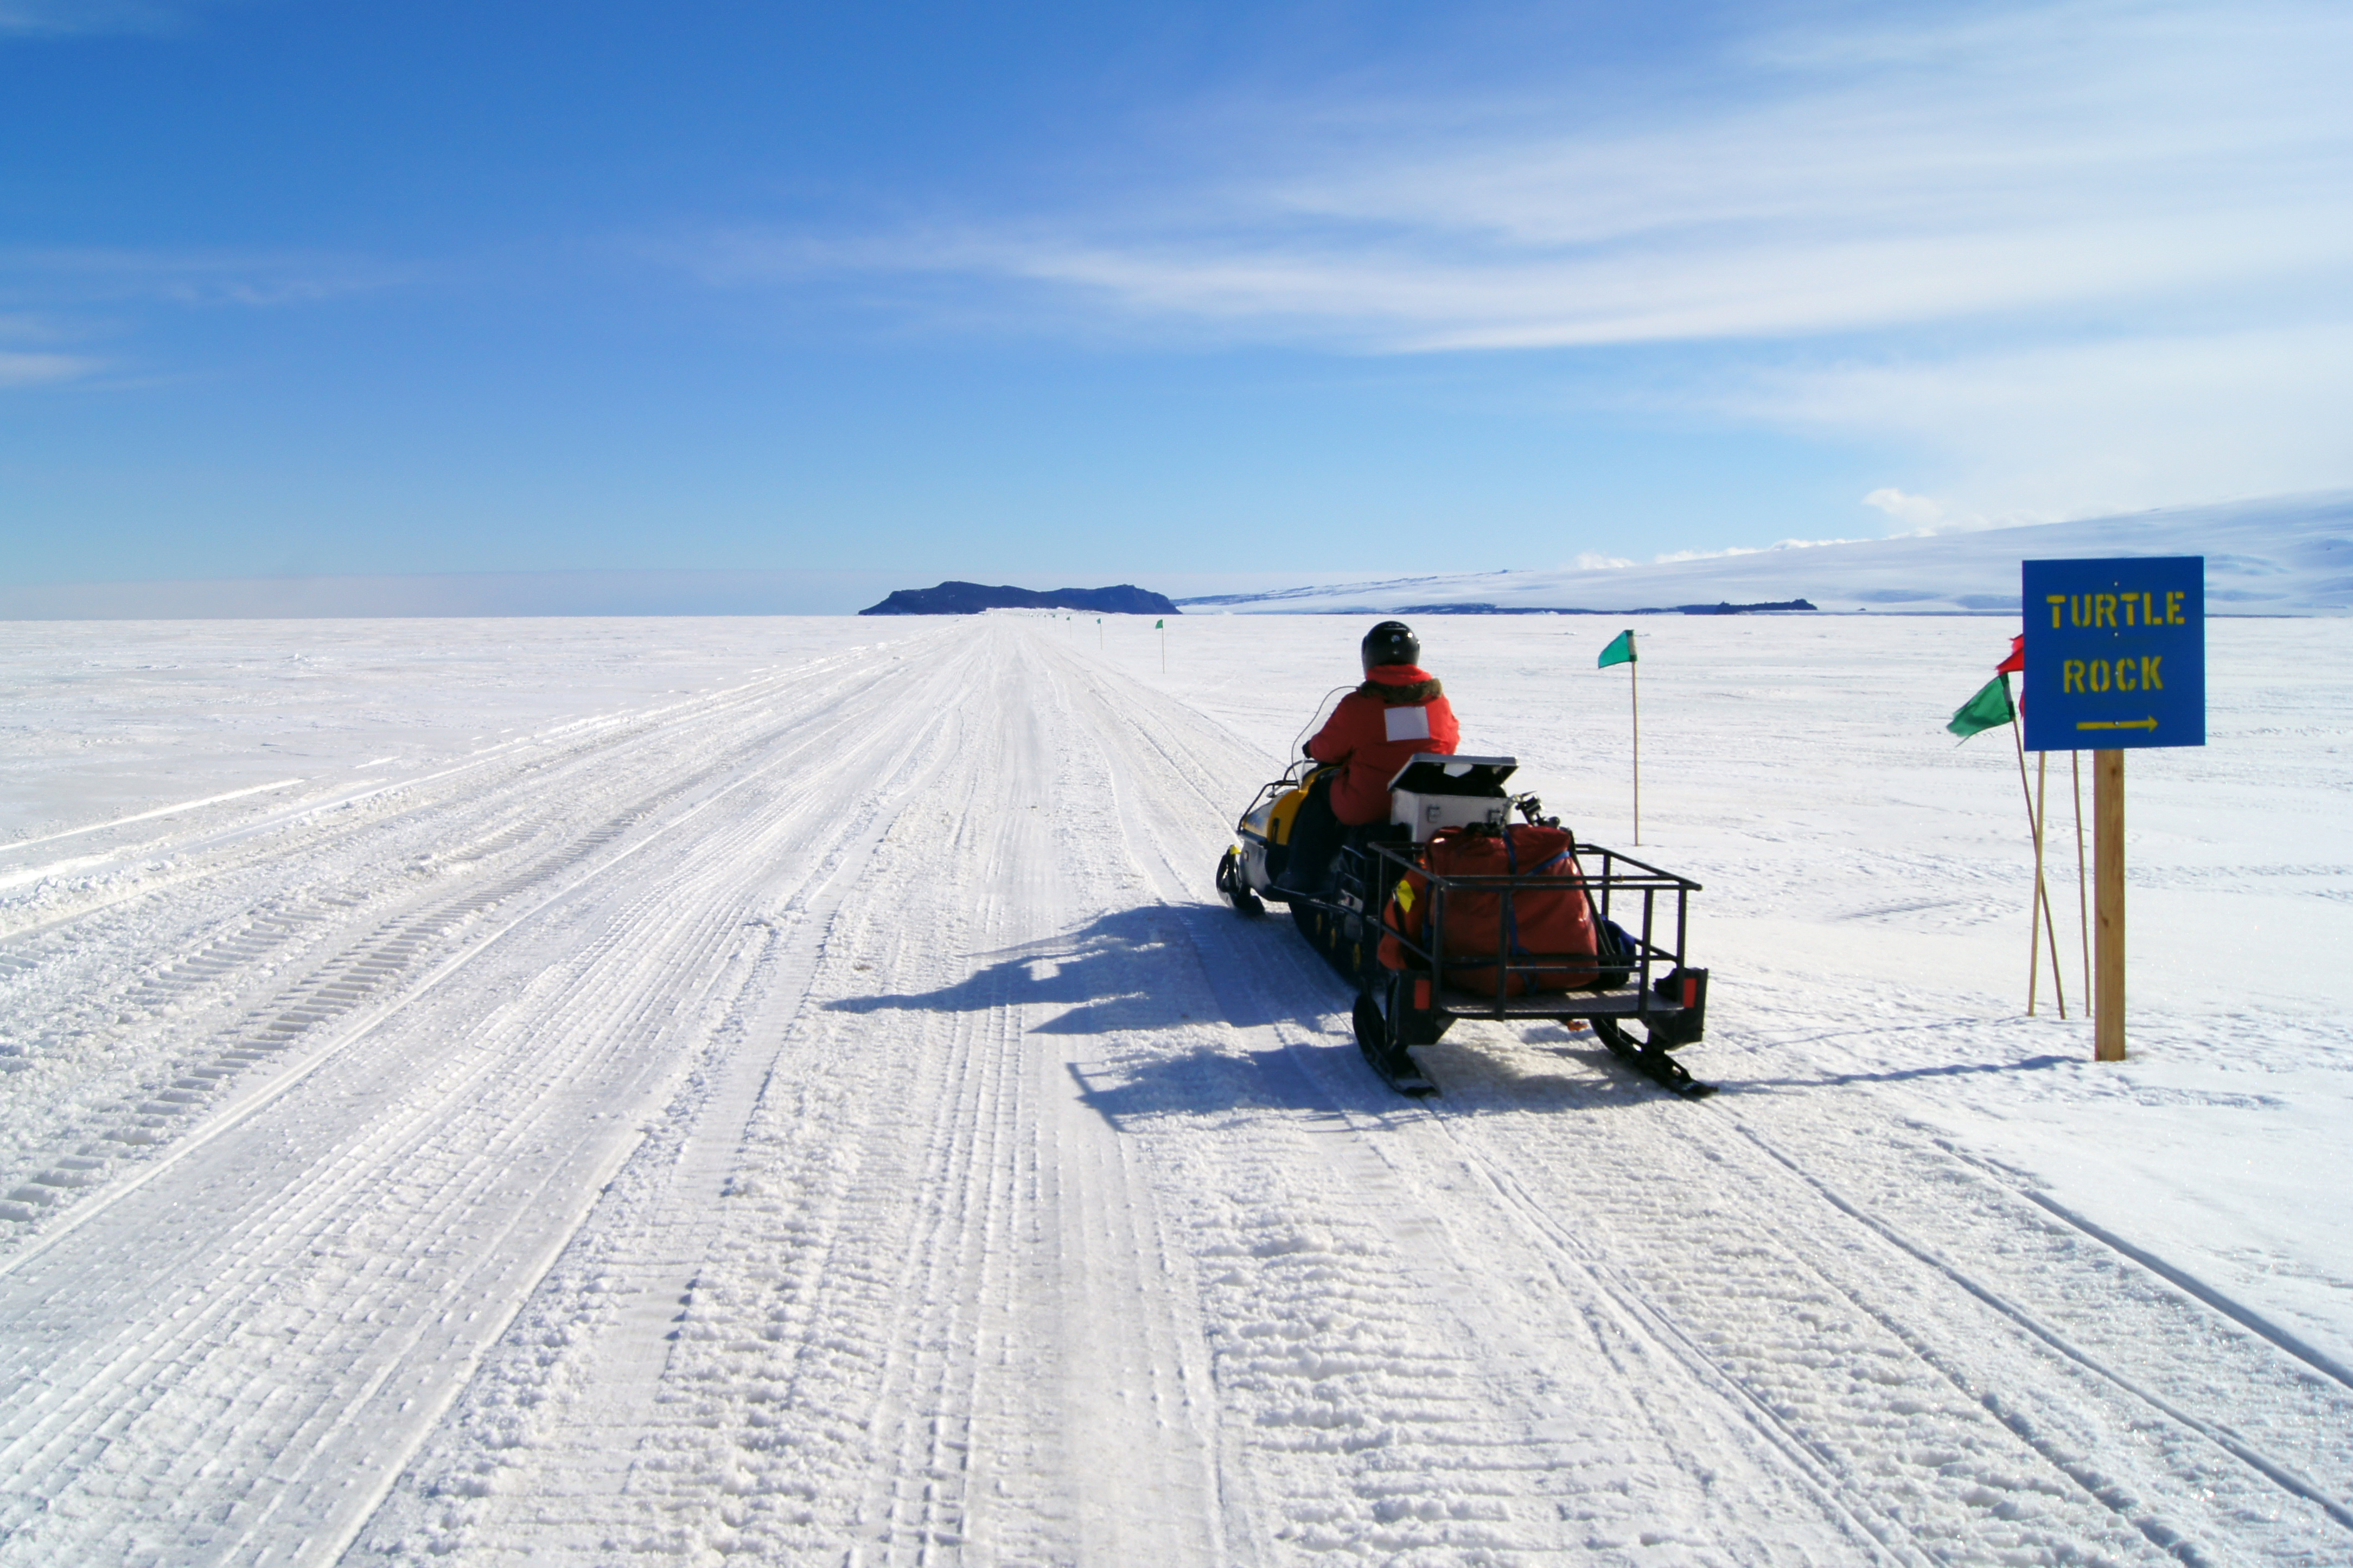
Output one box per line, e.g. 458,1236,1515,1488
1378,824,1600,994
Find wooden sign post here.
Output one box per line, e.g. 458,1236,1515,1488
2022,557,2205,1062
2093,750,2126,1060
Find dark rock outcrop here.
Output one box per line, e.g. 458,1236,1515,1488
858,582,1181,616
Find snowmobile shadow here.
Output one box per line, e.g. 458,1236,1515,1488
1412,1025,1710,1111
828,907,1711,1119
1064,1026,1695,1129
1712,1051,2076,1094
824,905,1299,1036
1063,1048,1334,1131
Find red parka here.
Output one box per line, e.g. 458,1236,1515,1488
1308,663,1461,824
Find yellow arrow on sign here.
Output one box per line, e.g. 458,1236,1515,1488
2077,717,2158,731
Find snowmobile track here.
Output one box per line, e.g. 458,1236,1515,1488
0,631,981,1565
1434,1083,2353,1563
1055,636,2353,1564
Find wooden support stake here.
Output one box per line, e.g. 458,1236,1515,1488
2094,749,2126,1061
2073,751,2092,1012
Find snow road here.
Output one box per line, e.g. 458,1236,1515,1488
2,615,2349,1565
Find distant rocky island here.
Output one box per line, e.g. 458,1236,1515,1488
859,581,1181,616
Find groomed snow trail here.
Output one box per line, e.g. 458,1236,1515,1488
3,619,2347,1565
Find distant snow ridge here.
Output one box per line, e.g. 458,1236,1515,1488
1180,492,2353,616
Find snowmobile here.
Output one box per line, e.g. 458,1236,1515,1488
1214,753,1715,1098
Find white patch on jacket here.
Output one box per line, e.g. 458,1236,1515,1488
1383,706,1432,743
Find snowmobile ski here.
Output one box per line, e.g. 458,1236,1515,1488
1215,844,1265,917
1353,995,1437,1096
1591,1017,1717,1099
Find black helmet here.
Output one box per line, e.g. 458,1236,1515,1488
1361,619,1419,674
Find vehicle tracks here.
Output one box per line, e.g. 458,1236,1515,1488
0,629,973,1564
1050,629,2353,1564
11,617,2342,1565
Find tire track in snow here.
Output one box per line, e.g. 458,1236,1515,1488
1615,997,2353,1553
1706,1107,2353,1542
0,635,971,1566
1040,624,2352,1564
1006,632,1231,1565
345,639,981,1565
1,826,757,1562
0,642,939,1246
1373,929,2351,1556
18,617,2335,1564
806,629,1224,1564
844,651,1047,1564
1727,1119,2353,1534
1039,632,1863,1561
350,625,1228,1564
4,658,880,1260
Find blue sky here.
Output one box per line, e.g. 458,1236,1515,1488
3,0,2348,603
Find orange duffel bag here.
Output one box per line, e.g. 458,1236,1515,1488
1378,823,1601,994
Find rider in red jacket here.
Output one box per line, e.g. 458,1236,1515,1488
1278,620,1460,894
1309,630,1462,824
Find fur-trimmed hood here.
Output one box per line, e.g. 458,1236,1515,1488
1357,663,1442,705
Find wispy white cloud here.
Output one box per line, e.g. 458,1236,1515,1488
1861,487,1993,534
1647,536,1865,565
1,0,150,34
0,246,410,307
0,348,100,386
0,248,409,395
0,0,257,38
684,1,2353,518
721,0,2351,354
0,310,103,386
1755,321,2353,518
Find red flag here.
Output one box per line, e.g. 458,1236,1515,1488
1995,633,2024,674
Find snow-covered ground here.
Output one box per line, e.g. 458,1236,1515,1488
2,612,2348,1565
1181,491,2353,617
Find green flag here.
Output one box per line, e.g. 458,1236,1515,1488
1597,629,1636,668
1155,619,1164,629
1947,674,2015,739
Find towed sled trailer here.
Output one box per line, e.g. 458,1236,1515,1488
1215,754,1715,1098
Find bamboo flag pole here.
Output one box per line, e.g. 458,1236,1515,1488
2007,701,2049,1014
1949,650,2065,1016
2034,751,2067,1017
2005,708,2069,1017
1597,629,1639,844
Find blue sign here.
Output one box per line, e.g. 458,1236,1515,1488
2022,556,2204,751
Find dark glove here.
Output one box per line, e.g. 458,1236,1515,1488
1303,741,1317,759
